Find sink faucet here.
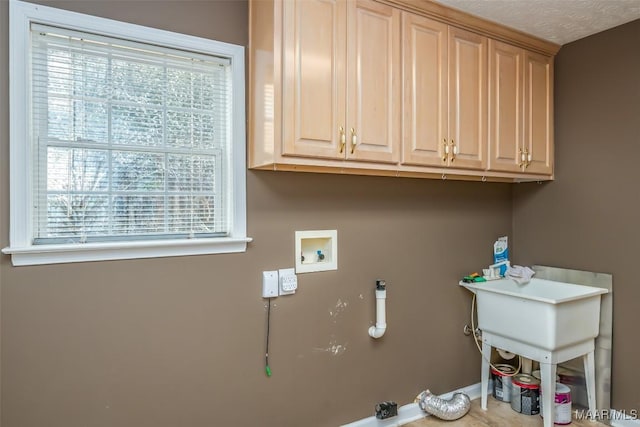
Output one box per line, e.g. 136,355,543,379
489,260,510,270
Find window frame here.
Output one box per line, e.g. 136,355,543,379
4,0,250,266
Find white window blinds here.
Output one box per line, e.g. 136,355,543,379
30,24,233,244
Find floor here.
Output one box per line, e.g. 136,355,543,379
403,397,607,427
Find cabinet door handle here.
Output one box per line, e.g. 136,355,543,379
450,140,457,162
339,126,346,154
522,148,531,169
442,138,449,162
350,128,357,154
518,148,525,168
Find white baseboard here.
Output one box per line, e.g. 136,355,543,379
340,382,640,427
340,382,488,427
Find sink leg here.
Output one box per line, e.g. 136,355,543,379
584,350,597,413
481,339,491,410
540,362,557,427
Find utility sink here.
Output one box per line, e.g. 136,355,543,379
461,277,608,426
460,278,608,351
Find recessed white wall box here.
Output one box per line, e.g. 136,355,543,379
295,230,337,274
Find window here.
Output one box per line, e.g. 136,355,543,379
4,1,250,266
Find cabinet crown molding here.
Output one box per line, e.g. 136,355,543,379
380,0,561,56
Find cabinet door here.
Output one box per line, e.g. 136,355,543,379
488,40,524,173
524,51,553,175
401,12,448,167
346,0,400,163
448,27,487,169
282,0,346,159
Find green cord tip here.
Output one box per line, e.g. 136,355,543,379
265,365,272,377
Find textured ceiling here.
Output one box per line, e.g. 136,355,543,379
434,0,640,45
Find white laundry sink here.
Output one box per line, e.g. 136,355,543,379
460,278,608,351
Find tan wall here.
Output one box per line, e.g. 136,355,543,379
513,19,640,412
0,1,513,426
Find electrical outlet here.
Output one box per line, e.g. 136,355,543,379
278,268,297,295
262,270,279,298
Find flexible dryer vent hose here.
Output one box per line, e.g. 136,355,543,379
416,390,471,421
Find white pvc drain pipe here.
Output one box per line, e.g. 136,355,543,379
368,280,387,339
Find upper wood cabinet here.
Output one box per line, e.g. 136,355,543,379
281,0,345,160
488,39,553,175
402,13,486,170
524,51,554,175
401,13,447,167
488,40,523,173
249,0,559,182
278,0,400,163
447,27,487,170
347,0,401,164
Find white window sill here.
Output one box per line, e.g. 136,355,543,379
2,237,253,266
